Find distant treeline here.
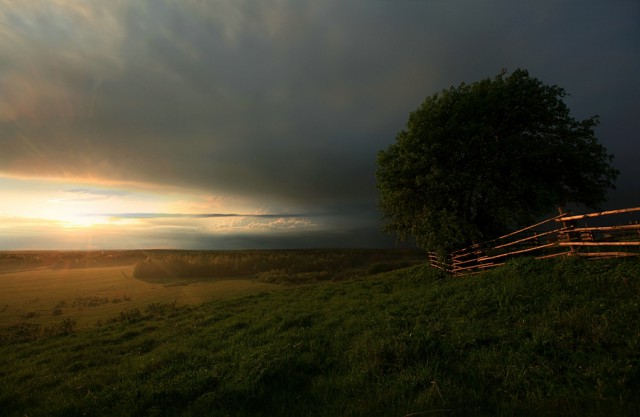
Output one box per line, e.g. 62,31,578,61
0,250,147,271
132,249,427,282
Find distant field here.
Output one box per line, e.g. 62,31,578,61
0,249,426,329
0,265,280,328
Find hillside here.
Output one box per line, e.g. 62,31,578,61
1,257,639,416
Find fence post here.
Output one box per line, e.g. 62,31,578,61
428,251,452,274
558,206,577,254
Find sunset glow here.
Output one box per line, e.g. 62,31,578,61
0,174,329,249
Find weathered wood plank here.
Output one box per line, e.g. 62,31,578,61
569,224,640,232
558,241,640,246
557,207,640,222
575,252,639,257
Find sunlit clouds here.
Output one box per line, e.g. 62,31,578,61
0,175,324,249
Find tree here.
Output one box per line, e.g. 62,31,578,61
376,69,619,253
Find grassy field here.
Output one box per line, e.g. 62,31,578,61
0,265,280,328
1,254,639,416
0,249,426,329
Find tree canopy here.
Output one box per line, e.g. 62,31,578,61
376,69,619,253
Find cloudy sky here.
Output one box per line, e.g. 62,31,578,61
0,0,638,250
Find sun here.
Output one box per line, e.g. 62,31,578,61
58,214,109,228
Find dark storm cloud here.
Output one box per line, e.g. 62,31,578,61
1,0,639,218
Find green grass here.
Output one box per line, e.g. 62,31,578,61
0,249,426,328
1,256,639,416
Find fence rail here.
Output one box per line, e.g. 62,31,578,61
429,207,640,276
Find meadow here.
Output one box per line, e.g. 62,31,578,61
0,249,426,329
0,252,639,416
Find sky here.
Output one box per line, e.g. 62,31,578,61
0,0,639,250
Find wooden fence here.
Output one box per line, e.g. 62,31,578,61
429,207,640,276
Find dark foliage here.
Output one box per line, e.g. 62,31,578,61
132,249,426,281
377,69,619,252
